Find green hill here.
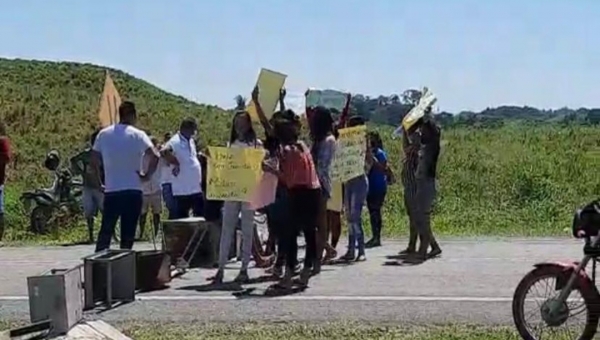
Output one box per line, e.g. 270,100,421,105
0,58,232,242
1,58,599,243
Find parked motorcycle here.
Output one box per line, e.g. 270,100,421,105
512,199,600,340
20,151,83,235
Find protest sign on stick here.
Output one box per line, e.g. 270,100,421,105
206,147,266,201
98,71,122,128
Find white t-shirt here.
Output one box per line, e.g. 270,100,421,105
92,124,153,193
228,139,262,149
162,133,202,197
159,157,172,185
140,153,161,195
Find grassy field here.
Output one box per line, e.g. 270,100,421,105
1,58,599,244
0,321,532,340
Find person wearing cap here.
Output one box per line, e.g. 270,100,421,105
91,101,159,252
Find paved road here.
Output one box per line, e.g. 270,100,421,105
0,238,585,325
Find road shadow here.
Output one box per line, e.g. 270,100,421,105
177,281,244,292
231,285,307,299
60,240,94,247
245,274,280,285
90,300,135,315
382,259,425,267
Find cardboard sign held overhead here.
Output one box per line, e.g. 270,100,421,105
98,72,122,128
247,68,287,121
401,87,437,131
306,88,347,112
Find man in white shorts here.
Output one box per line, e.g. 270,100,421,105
139,136,162,239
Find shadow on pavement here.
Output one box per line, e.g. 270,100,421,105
232,285,307,299
177,282,244,292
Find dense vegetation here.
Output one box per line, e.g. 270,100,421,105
0,57,598,243
352,89,600,128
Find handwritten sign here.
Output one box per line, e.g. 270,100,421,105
247,68,287,121
206,147,266,201
98,72,122,128
332,125,367,182
306,89,347,111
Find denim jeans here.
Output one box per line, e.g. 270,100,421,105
96,190,143,252
344,175,369,254
161,183,177,219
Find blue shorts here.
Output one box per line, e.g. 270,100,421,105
0,185,4,214
82,187,104,218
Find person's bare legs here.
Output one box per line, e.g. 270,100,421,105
138,213,147,240
328,211,342,249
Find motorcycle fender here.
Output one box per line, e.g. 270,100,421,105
534,262,596,292
33,196,52,206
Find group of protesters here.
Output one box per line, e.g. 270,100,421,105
0,85,442,290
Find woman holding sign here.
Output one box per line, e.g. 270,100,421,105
340,116,370,262
212,110,262,284
253,86,321,289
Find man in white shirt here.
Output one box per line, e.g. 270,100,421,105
139,136,162,240
161,118,204,219
159,132,178,219
91,101,159,252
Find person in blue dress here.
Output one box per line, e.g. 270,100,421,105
365,131,388,248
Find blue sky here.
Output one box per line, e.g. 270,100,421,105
0,0,597,112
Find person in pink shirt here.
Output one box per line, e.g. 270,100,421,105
253,86,321,289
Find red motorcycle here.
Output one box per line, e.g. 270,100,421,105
512,200,600,340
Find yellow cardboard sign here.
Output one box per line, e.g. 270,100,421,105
206,146,266,201
247,68,287,121
98,72,122,127
331,125,367,182
327,180,343,212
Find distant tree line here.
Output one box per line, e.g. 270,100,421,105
349,89,600,128
232,89,600,128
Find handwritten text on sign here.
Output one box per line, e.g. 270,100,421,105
332,125,367,182
206,147,266,201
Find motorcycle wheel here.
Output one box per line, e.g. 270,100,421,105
29,206,53,234
512,265,600,340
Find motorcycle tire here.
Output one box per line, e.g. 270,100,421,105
29,206,53,235
512,265,600,340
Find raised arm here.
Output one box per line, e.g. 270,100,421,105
278,88,286,112
252,86,274,136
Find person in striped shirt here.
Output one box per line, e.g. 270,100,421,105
401,111,442,262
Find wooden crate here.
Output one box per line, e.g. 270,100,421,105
27,267,83,335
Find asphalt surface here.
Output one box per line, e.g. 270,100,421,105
0,238,585,325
